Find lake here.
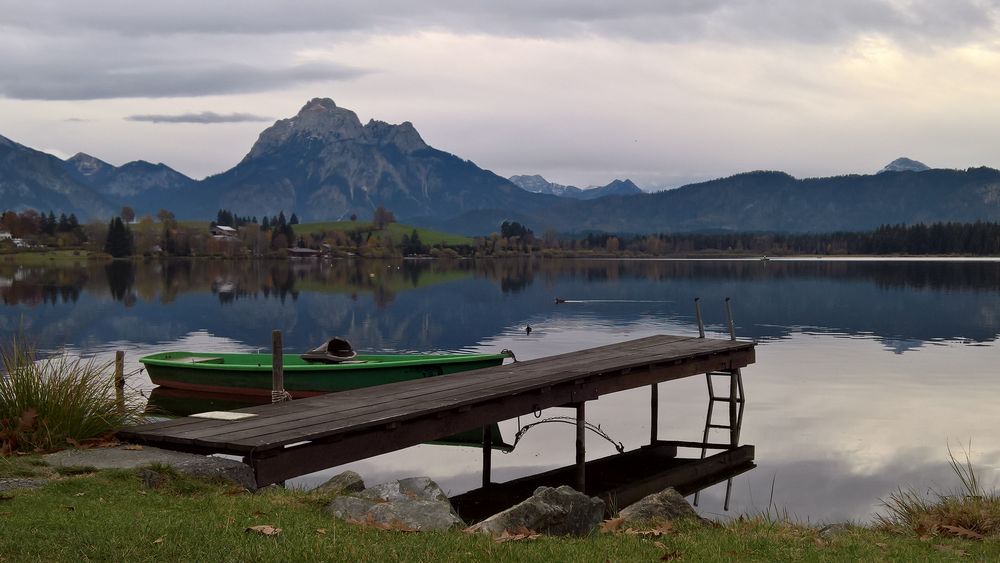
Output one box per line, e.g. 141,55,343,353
3,256,999,523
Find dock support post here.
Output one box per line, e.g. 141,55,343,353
482,425,493,488
575,401,586,493
694,297,705,338
650,383,658,444
114,350,125,413
272,330,285,403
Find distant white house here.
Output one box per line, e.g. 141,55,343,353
0,230,11,241
210,225,238,237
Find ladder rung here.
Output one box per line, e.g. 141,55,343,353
707,424,731,429
711,397,738,402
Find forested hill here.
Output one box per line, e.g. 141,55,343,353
426,168,1000,234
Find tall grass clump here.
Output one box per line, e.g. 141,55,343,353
875,445,1000,539
0,337,143,454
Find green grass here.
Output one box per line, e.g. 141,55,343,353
296,221,474,247
0,250,94,265
0,466,998,562
0,338,145,454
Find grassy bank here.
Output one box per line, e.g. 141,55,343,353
2,461,998,562
0,249,96,266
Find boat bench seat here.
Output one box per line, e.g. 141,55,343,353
168,356,225,364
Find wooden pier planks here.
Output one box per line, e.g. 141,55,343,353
118,334,755,485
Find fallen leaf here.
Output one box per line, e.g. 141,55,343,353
940,525,984,541
63,506,75,511
152,537,164,545
623,522,673,538
660,550,682,561
653,541,666,549
600,517,625,533
875,542,888,550
814,538,825,547
246,525,282,537
315,528,327,535
122,445,144,451
494,526,541,543
74,492,85,497
0,495,13,501
137,491,147,496
251,510,268,518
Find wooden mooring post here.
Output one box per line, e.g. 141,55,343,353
114,350,125,413
575,401,586,492
482,425,493,487
272,330,285,403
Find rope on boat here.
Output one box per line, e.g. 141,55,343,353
501,349,518,362
504,416,625,454
271,389,292,403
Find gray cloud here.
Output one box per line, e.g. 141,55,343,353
0,0,997,45
126,112,273,124
0,57,365,101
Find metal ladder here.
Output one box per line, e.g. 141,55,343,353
693,297,746,510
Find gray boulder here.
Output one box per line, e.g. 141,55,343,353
468,485,605,537
618,487,700,524
314,470,365,496
325,476,463,531
0,478,47,493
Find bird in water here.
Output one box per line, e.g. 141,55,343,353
525,325,532,335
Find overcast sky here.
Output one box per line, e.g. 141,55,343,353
2,1,999,188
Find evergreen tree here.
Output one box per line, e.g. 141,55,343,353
289,213,299,225
261,216,270,231
57,213,69,232
104,217,134,258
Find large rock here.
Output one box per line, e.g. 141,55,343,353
43,445,257,491
0,478,47,493
325,477,463,531
618,488,700,524
468,485,605,537
314,470,365,496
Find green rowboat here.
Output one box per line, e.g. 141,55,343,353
140,350,510,397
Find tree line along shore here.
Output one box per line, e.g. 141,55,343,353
3,206,1000,260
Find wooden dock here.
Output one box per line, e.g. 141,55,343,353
119,334,755,488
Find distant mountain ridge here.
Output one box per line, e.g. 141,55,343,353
2,100,1000,236
509,174,643,199
879,157,931,173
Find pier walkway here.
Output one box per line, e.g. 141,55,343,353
119,334,755,487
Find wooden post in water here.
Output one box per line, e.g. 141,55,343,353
575,401,586,493
482,425,493,488
724,298,738,447
650,384,658,444
272,330,284,403
114,350,125,413
694,297,705,338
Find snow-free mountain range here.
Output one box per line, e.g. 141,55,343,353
3,98,1000,235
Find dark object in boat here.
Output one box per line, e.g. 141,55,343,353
301,337,357,363
525,325,532,335
554,298,566,304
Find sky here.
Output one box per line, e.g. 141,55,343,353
2,1,1000,189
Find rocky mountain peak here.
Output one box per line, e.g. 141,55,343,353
245,97,365,160
879,157,930,173
66,152,112,176
364,119,428,153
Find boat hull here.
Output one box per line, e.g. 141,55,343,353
140,351,506,397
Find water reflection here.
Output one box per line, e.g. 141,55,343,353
4,257,1000,521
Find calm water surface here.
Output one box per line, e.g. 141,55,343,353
3,257,999,523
